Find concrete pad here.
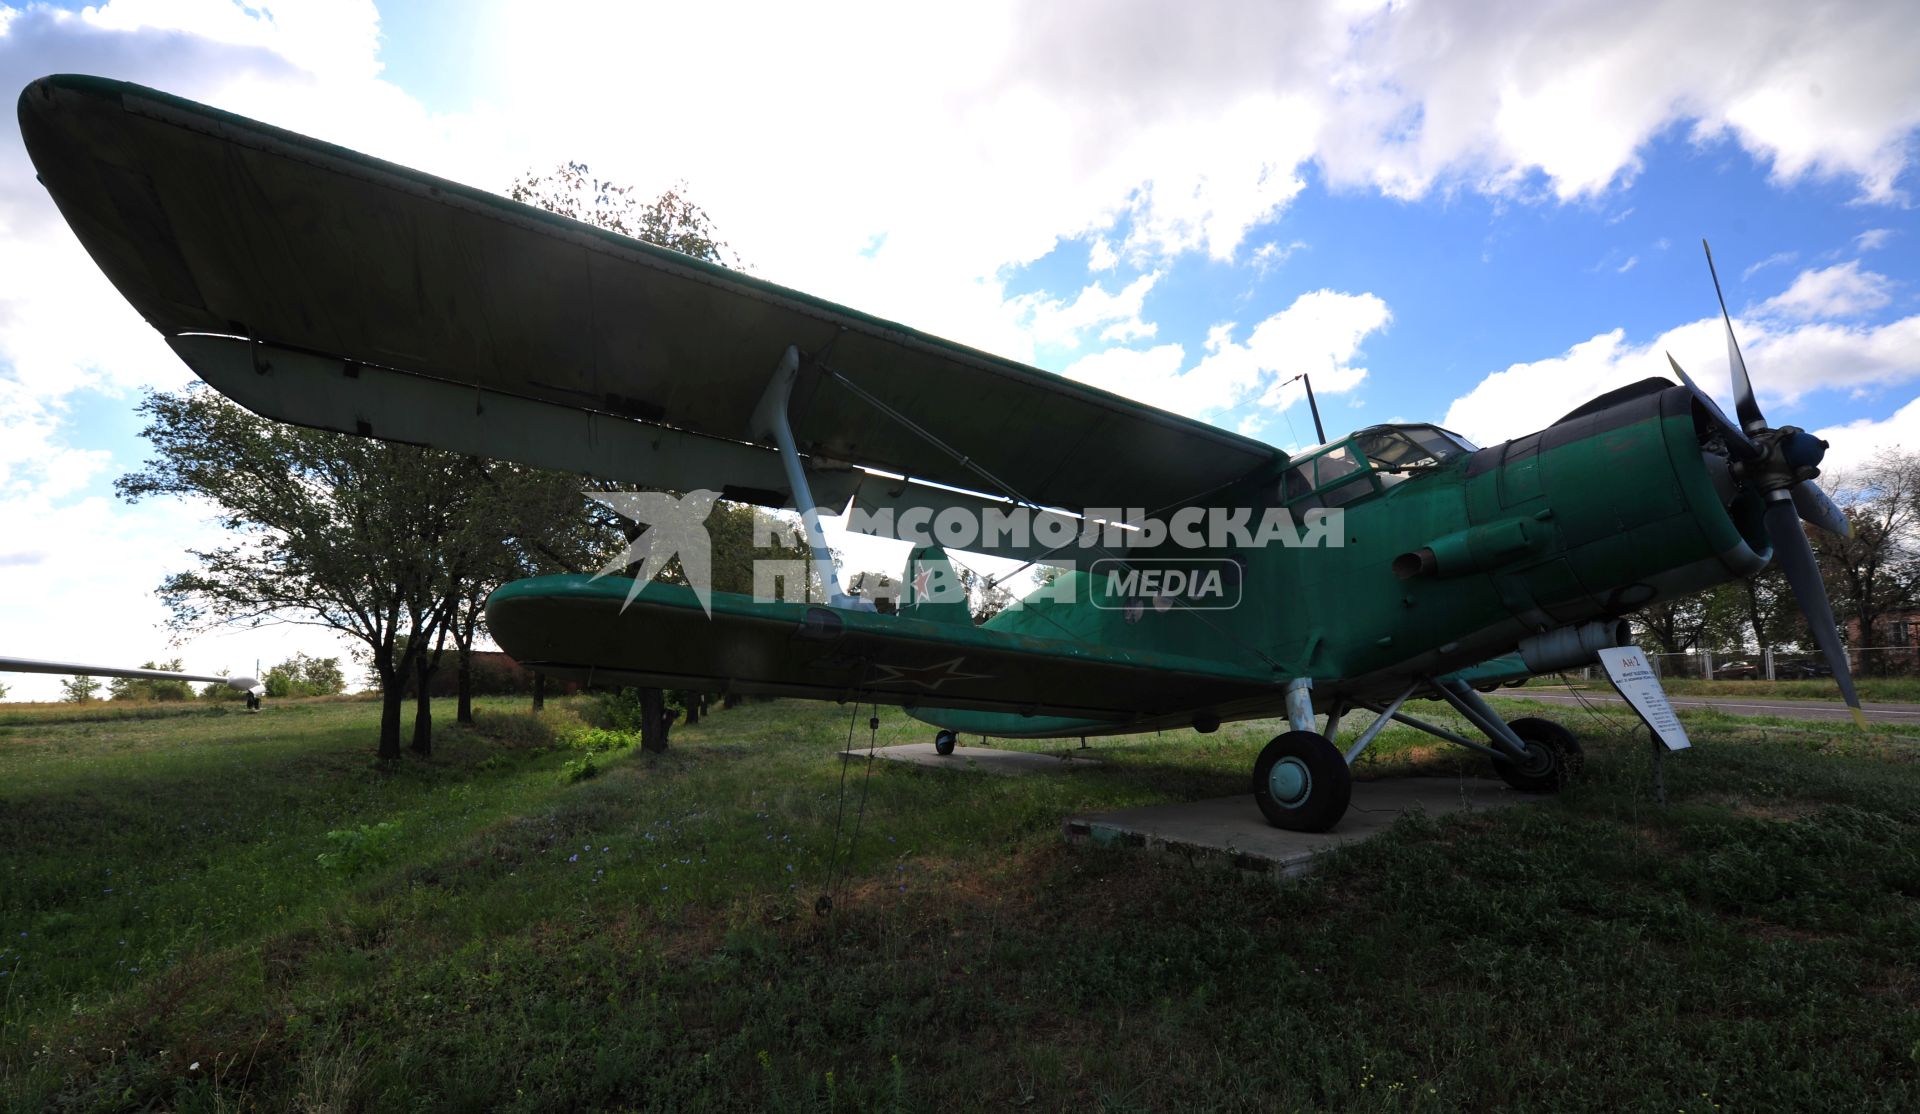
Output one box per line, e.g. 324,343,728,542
842,742,1104,776
1065,778,1529,879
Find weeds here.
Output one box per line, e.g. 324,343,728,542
315,821,401,874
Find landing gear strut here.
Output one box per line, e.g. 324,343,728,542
1251,676,1585,831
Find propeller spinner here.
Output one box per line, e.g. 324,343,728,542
1667,240,1865,728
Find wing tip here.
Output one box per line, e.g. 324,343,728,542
1851,706,1868,730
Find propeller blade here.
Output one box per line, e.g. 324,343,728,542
1791,481,1851,539
1702,240,1766,433
1763,497,1866,728
1667,352,1759,460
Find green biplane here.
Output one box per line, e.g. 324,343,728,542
20,75,1864,831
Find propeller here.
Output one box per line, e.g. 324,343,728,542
1668,240,1864,728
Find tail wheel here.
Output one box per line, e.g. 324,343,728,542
933,729,957,756
1493,717,1584,792
1252,731,1352,832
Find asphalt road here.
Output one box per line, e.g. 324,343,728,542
1509,688,1920,724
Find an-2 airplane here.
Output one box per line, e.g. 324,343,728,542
19,75,1865,831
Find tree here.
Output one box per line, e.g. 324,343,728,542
119,390,476,760
1815,455,1920,670
509,162,751,751
0,680,8,700
108,659,194,702
440,461,602,726
60,675,100,703
1631,582,1746,657
508,162,739,269
262,653,347,698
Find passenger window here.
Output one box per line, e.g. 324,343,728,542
1282,465,1314,503
1320,475,1374,508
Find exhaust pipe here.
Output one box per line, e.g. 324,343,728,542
1518,619,1631,674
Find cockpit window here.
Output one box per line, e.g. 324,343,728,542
1313,445,1362,486
1355,424,1477,471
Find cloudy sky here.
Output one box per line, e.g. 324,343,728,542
2,0,1918,699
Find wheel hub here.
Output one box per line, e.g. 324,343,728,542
1514,741,1554,777
1268,757,1311,806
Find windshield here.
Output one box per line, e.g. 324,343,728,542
1354,424,1476,471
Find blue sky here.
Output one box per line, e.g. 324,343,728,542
1,0,1917,698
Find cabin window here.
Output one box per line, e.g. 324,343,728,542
1282,465,1314,503
1320,475,1374,507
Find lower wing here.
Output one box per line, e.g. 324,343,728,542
485,575,1281,726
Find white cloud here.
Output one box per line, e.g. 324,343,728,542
1444,312,1920,445
1758,261,1894,320
1087,236,1118,272
1814,395,1920,477
1252,239,1309,275
1743,251,1799,281
1063,289,1390,423
1616,255,1639,274
1316,0,1920,202
1855,228,1894,252
0,486,363,702
1014,273,1161,350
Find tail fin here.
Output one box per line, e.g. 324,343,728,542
900,546,974,625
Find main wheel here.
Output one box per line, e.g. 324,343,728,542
1492,717,1584,792
1252,731,1352,832
933,729,957,756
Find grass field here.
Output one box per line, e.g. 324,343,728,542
3,691,1918,1111
1652,677,1920,703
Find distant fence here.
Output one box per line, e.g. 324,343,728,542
1640,647,1920,681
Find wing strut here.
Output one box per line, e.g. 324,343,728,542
752,345,868,610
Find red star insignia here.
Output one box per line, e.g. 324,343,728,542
871,656,992,691
911,563,933,601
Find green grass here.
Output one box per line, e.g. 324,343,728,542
3,693,1919,1111
1654,677,1920,703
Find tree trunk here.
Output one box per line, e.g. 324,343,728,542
377,663,404,762
640,687,668,753
532,671,546,712
722,690,740,709
456,643,475,725
411,652,433,756
683,694,700,726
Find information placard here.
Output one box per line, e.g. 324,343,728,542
1597,646,1691,751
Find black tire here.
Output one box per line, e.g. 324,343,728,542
933,729,957,756
1493,717,1584,792
1252,731,1352,832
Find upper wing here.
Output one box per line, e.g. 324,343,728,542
20,75,1280,511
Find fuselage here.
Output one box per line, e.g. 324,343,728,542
929,378,1765,737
